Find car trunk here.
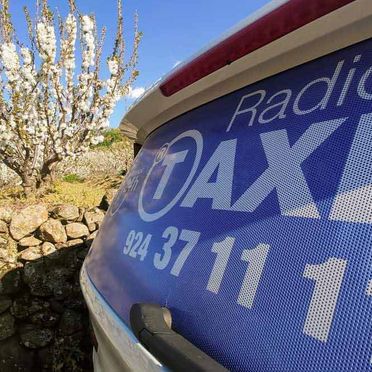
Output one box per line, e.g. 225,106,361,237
85,37,372,371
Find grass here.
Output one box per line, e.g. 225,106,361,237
43,180,107,207
0,180,108,209
62,173,84,183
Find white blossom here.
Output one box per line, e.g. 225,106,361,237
36,22,57,62
21,47,32,65
81,15,94,32
63,14,77,71
0,43,19,81
81,16,95,69
108,58,119,75
20,47,36,90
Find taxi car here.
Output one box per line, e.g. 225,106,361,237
81,0,372,370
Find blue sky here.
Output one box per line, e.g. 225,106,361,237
10,0,272,127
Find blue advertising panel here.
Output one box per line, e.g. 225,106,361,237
85,38,372,371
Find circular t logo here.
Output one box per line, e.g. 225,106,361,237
138,130,203,222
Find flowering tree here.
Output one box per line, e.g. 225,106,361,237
0,0,141,195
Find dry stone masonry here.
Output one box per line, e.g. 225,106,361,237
0,194,115,372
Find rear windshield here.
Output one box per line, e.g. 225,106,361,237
86,38,372,372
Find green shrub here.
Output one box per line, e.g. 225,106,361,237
94,128,124,148
63,174,84,183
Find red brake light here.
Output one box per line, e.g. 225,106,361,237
159,0,356,97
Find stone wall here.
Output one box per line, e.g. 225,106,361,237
0,202,109,371
0,139,133,188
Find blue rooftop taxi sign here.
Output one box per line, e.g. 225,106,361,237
85,38,372,371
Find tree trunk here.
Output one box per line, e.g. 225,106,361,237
20,155,62,196
22,165,52,197
37,160,59,194
21,174,37,197
40,165,55,185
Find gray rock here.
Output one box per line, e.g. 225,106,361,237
44,267,75,301
65,223,89,239
0,236,18,263
52,333,91,370
39,219,67,243
0,269,22,294
52,204,80,222
50,266,74,283
0,235,7,249
30,310,59,327
11,295,49,319
0,248,7,262
87,222,97,232
0,252,18,270
66,239,84,247
84,207,105,225
59,309,83,336
0,206,13,223
53,281,73,300
20,327,53,349
29,298,50,314
54,242,68,251
10,205,48,240
0,295,11,314
11,296,32,319
41,242,56,256
23,260,53,297
0,220,8,234
57,241,82,251
18,236,42,248
0,312,15,340
19,246,43,261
